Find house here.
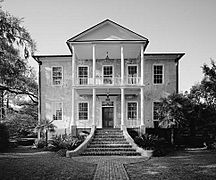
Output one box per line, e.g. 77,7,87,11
33,19,184,137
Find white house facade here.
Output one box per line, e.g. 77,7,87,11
33,19,184,136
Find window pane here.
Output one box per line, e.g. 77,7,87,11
128,102,137,120
153,65,163,84
78,67,88,85
52,102,62,120
52,67,62,85
79,102,88,120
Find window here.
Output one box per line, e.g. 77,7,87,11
78,66,88,85
153,102,161,128
52,67,63,85
52,102,63,120
103,66,113,84
128,65,138,84
78,102,88,120
127,102,137,120
153,65,163,84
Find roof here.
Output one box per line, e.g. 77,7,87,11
67,19,149,43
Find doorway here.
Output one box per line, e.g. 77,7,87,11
102,107,114,128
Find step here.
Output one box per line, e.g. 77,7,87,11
81,151,141,156
93,137,126,141
88,144,132,148
94,135,125,138
85,148,136,152
90,141,129,145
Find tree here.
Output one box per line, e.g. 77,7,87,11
0,7,37,121
158,93,188,144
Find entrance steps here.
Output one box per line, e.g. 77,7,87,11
80,128,141,156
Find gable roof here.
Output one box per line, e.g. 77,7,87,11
67,19,148,42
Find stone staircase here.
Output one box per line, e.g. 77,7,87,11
81,128,141,156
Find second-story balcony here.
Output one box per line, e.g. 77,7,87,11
76,77,142,86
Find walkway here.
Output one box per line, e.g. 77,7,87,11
72,156,148,180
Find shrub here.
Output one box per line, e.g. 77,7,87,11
34,138,46,148
133,133,173,156
49,134,85,152
0,123,9,152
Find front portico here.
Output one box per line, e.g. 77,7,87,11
71,87,144,133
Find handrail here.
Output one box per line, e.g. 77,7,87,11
76,77,141,86
121,125,153,157
66,125,96,157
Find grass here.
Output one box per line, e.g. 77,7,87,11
0,147,96,180
125,150,216,180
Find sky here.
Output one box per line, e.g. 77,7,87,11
2,0,216,92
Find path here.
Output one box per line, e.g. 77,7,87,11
72,156,148,180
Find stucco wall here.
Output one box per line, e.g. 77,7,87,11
40,56,72,134
39,54,178,133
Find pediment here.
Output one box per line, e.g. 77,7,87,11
68,19,148,42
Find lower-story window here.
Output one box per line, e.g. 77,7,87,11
153,102,161,128
78,102,88,120
52,102,63,120
127,102,137,120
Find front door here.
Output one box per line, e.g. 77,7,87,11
102,107,114,128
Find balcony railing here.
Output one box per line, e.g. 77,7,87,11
76,77,141,86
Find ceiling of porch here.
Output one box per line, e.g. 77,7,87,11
74,44,141,60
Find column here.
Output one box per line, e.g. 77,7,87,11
92,88,96,125
140,87,145,134
121,46,124,85
140,87,144,126
140,44,144,85
71,45,76,136
72,46,75,85
121,88,125,127
92,45,96,85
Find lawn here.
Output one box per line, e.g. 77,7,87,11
0,149,96,180
125,150,216,180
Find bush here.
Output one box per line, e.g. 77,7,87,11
0,123,9,152
49,134,85,152
133,133,173,156
34,138,46,148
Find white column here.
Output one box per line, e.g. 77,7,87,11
140,44,144,85
72,45,75,85
71,88,75,126
121,46,124,85
140,87,144,126
71,45,76,128
92,45,96,85
121,88,125,126
92,88,96,125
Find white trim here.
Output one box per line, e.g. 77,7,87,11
52,102,63,121
152,64,164,85
77,65,89,85
127,101,138,120
51,66,63,86
102,65,114,85
78,101,89,121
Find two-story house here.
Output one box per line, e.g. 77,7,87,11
33,19,184,137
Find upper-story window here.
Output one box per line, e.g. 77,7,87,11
153,65,163,84
52,102,63,120
127,102,138,120
78,66,88,85
153,102,161,128
52,67,63,85
128,65,138,84
103,65,113,84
